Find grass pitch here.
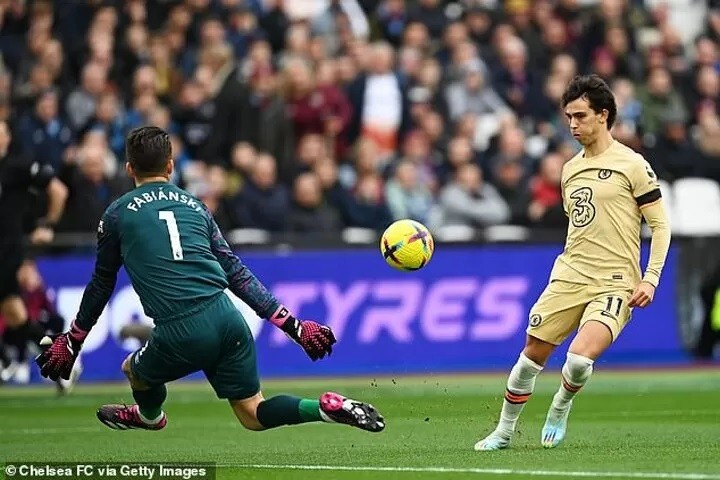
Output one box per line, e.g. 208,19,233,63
1,369,720,480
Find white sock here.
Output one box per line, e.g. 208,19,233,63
137,406,164,425
551,352,594,411
496,353,544,436
319,410,334,423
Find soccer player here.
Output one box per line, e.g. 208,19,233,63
0,120,69,386
35,126,385,433
474,75,671,450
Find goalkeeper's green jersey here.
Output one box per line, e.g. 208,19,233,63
74,181,281,329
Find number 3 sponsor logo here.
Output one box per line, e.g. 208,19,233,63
569,187,596,227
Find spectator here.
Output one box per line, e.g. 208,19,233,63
528,152,566,228
696,104,720,166
493,158,531,226
149,34,184,103
637,67,688,138
199,43,246,167
311,0,370,55
196,165,235,234
58,143,129,232
647,110,708,181
289,172,343,233
339,136,383,189
347,41,409,159
238,66,295,180
486,126,535,182
391,129,441,189
228,153,289,231
226,7,266,60
445,63,511,123
259,0,290,54
377,0,408,47
282,57,352,161
385,160,434,223
433,163,510,228
688,66,720,124
85,92,127,160
407,0,448,40
65,63,107,132
439,135,475,185
345,174,393,231
292,133,332,185
13,63,53,116
18,89,73,170
172,75,214,162
491,36,545,122
38,39,73,95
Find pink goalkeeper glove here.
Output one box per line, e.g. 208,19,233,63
270,306,336,361
34,321,87,381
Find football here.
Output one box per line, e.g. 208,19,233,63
380,219,434,271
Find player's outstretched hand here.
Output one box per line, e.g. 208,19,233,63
34,332,83,381
280,316,337,361
628,281,655,308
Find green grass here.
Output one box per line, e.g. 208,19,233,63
2,369,720,480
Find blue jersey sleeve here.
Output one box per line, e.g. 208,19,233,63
75,206,123,331
203,206,281,319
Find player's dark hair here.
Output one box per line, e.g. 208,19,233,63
126,126,171,177
561,74,617,129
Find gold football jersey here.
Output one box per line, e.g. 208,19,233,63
550,140,662,290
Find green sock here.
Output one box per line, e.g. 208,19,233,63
256,395,322,429
298,399,322,422
133,384,167,421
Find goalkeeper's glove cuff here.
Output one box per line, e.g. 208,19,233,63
69,320,89,345
269,305,301,340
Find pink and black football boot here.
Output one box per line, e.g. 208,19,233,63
96,404,167,431
320,392,385,432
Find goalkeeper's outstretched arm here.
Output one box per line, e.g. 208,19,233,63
36,210,122,381
74,210,124,332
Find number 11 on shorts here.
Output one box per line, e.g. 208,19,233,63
159,210,184,260
605,296,623,316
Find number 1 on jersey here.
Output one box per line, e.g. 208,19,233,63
159,211,184,260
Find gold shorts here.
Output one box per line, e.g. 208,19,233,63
527,280,634,345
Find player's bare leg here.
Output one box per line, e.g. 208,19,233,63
0,297,43,383
475,335,555,451
0,336,15,383
541,321,610,448
230,391,385,433
96,354,167,430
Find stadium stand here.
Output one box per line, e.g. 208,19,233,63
0,0,718,245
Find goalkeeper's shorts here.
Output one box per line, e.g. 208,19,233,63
130,293,260,400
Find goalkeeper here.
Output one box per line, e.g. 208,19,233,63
36,127,384,433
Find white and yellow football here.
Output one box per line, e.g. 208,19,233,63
380,219,434,271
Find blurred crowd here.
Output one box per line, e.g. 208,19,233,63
1,0,720,236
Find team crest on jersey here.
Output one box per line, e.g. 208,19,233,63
529,314,542,327
97,220,104,235
598,169,612,180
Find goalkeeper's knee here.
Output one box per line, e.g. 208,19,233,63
121,354,149,391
